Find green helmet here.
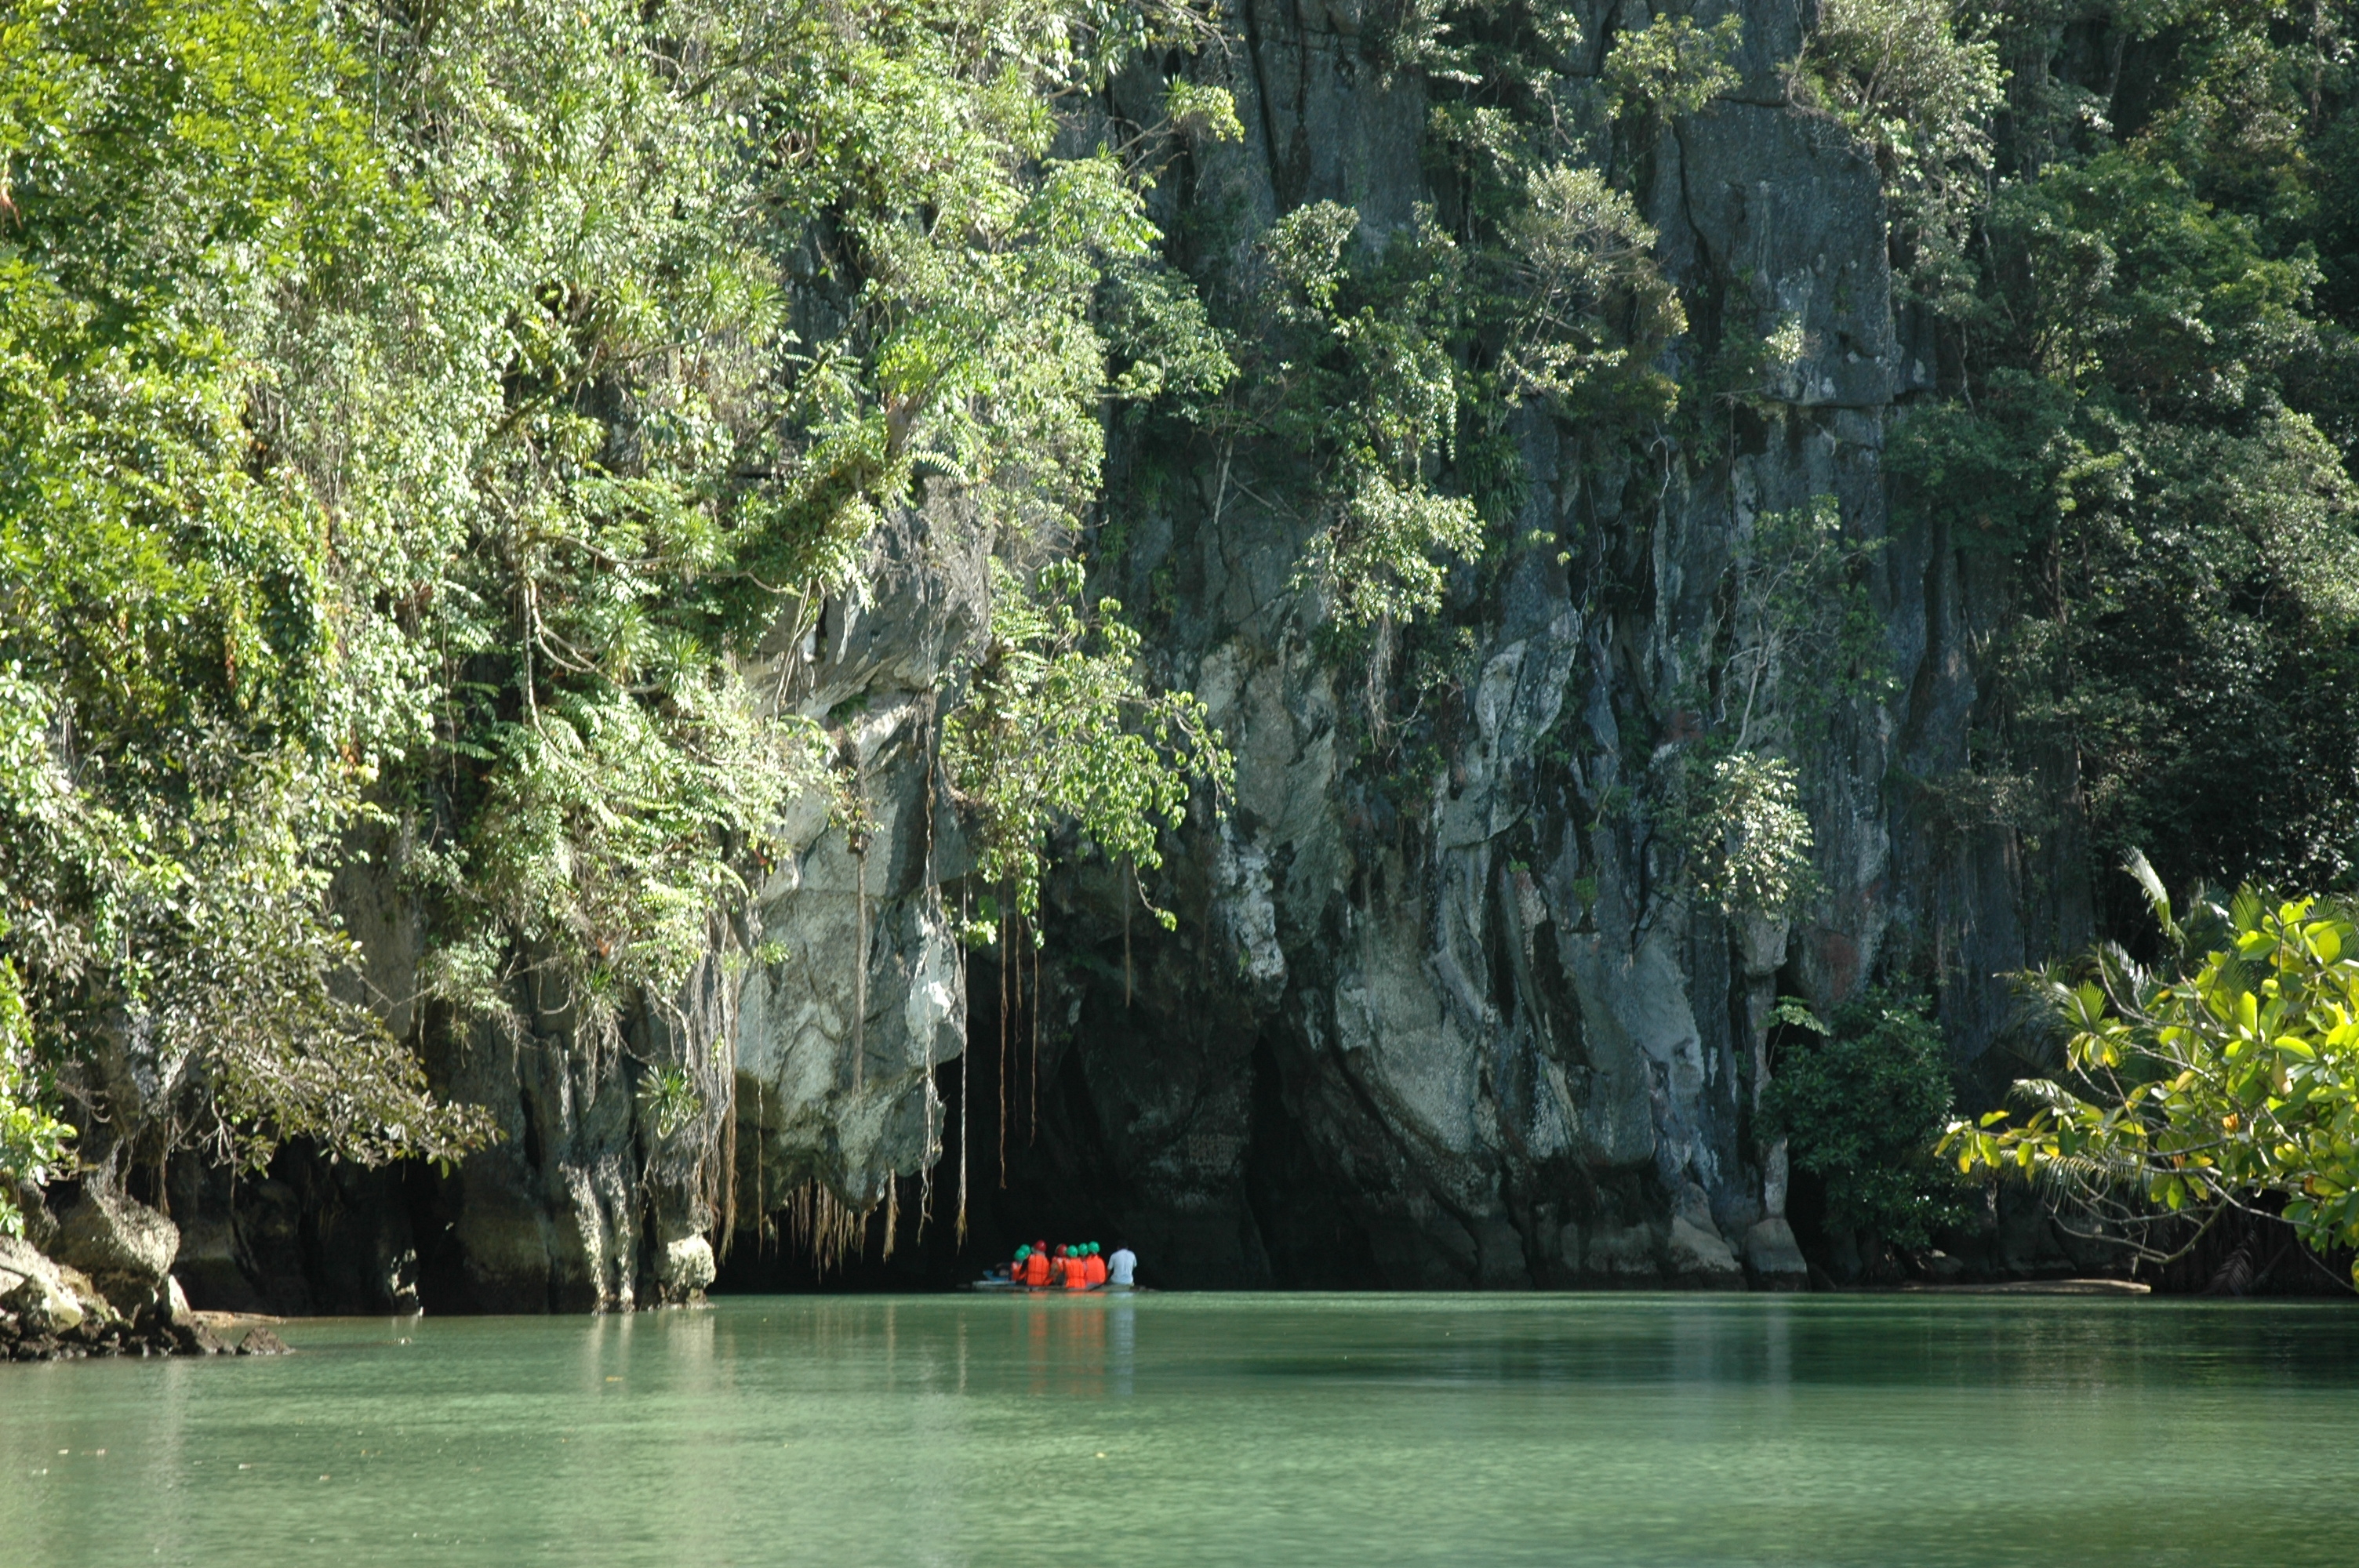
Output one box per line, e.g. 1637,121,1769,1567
1015,1246,1030,1260
1087,1243,1100,1255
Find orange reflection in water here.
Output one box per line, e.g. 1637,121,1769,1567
1018,1299,1111,1399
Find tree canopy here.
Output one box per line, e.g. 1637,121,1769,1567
1949,862,2359,1282
8,0,2359,1272
0,0,1232,1196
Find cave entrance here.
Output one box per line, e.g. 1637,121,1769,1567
709,946,1123,1294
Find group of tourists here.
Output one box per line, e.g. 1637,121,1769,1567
990,1240,1137,1290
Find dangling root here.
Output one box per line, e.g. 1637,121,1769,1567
781,1181,865,1276
998,900,1009,1187
1030,929,1040,1146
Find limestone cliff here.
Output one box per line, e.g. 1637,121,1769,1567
165,0,2069,1307
945,0,2088,1289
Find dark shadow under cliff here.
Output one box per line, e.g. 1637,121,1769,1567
711,948,1385,1293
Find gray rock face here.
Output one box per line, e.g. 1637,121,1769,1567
988,0,1975,1288
1743,1218,1811,1288
52,1178,180,1319
0,1235,87,1335
162,0,2050,1306
1669,1217,1747,1287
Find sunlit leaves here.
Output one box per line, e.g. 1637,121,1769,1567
1944,877,2359,1282
943,560,1232,937
0,3,494,1169
1496,165,1683,421
0,949,71,1235
1685,752,1816,918
1789,0,2003,302
1252,203,1480,628
1603,13,1743,122
0,0,1225,1178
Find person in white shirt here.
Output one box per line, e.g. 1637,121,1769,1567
1106,1243,1137,1288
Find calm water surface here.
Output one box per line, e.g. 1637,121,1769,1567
5,1293,2358,1566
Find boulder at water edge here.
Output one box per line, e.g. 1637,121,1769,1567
0,1235,87,1336
1743,1219,1811,1290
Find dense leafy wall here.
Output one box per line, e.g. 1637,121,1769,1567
0,0,1227,1245
6,0,2359,1291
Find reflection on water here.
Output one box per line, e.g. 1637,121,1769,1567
5,1293,2359,1566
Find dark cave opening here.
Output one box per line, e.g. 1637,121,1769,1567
710,940,1395,1293
711,949,1134,1294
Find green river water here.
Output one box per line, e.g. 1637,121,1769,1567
4,1292,2357,1566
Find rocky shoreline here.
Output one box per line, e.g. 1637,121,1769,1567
2,1181,291,1363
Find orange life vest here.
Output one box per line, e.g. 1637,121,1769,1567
1084,1253,1106,1287
1022,1251,1050,1287
1063,1254,1091,1290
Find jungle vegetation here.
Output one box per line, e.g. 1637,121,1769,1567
1895,0,2359,1271
1948,863,2359,1282
5,0,2359,1276
0,0,1234,1230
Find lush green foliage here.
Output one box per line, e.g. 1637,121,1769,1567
1249,203,1483,629
1947,863,2359,1279
1604,12,1744,122
1883,1,2359,909
943,561,1233,939
0,0,1231,1186
1661,494,1899,918
1685,753,1816,918
1768,991,1969,1250
16,0,2357,1252
0,0,495,1170
1149,0,1836,914
1493,165,1685,419
1789,0,2004,303
1167,0,1709,717
1238,170,1688,632
0,949,71,1235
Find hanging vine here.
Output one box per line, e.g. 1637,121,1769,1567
943,557,1234,942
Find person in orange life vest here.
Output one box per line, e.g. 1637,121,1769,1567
1063,1245,1093,1290
1082,1243,1107,1287
1000,1244,1029,1283
1021,1245,1052,1287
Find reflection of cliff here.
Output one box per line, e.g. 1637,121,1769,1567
162,0,2071,1308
